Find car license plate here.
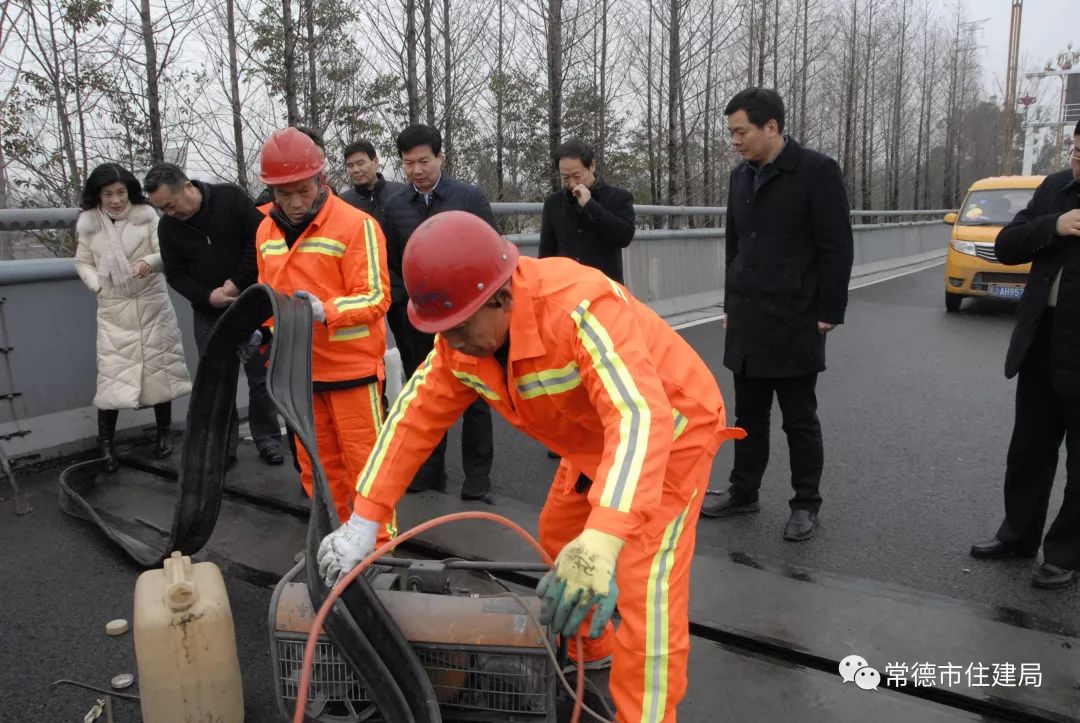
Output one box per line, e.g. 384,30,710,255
990,285,1024,299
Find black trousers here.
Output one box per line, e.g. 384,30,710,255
728,372,824,512
193,310,281,457
997,309,1080,568
390,303,493,479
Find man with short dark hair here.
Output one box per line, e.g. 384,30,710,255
381,124,498,499
339,140,405,227
970,120,1080,590
701,88,853,542
539,139,635,283
144,161,284,467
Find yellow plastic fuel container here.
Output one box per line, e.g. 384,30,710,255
133,551,244,723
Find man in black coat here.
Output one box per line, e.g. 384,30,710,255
970,121,1080,590
145,162,283,467
701,88,854,542
339,140,406,228
538,139,635,283
381,124,498,500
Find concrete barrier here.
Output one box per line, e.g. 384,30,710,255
0,208,951,464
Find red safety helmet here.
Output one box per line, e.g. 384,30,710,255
404,211,520,333
258,127,326,185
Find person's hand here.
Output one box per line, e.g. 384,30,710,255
237,330,262,362
817,321,836,334
571,184,591,207
295,290,326,323
131,260,151,279
1056,210,1080,237
537,528,624,639
222,279,241,297
317,513,380,588
722,314,728,331
210,286,237,308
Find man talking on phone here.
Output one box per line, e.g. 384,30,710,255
538,139,635,284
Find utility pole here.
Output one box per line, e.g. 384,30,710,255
1001,0,1022,175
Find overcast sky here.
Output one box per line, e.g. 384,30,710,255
972,0,1076,105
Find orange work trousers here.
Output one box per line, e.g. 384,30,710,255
538,453,712,723
295,382,395,542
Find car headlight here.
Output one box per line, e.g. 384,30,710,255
950,239,976,256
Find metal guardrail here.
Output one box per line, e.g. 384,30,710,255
0,205,952,286
0,205,957,232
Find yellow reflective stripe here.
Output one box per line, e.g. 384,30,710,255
296,237,346,257
571,299,651,513
671,409,688,441
385,511,398,540
642,495,693,723
332,220,385,310
451,370,501,401
356,349,437,497
368,382,384,435
514,361,582,399
608,278,629,304
260,238,288,257
329,324,370,341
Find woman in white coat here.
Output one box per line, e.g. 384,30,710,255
75,163,192,471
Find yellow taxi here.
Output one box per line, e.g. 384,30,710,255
943,175,1044,312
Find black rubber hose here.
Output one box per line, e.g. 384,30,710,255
249,285,440,723
59,284,439,723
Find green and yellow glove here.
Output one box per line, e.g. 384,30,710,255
537,529,625,639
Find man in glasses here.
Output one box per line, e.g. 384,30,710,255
970,120,1080,590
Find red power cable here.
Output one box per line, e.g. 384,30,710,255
291,511,596,723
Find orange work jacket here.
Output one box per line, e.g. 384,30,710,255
256,193,391,382
353,256,743,539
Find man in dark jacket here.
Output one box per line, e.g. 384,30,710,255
382,124,498,499
538,139,635,283
970,120,1080,590
339,140,406,227
145,162,283,467
701,88,853,542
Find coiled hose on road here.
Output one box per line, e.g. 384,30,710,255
60,285,440,723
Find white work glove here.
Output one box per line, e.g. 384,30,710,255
237,330,263,362
294,290,326,323
317,513,380,588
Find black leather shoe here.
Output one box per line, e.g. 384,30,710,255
1032,563,1077,590
407,465,446,493
461,474,492,501
783,510,818,541
258,442,284,466
969,538,1038,560
701,490,760,518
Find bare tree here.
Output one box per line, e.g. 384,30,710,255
406,0,419,122
225,0,248,187
666,0,679,206
282,0,299,123
423,0,435,125
441,0,452,169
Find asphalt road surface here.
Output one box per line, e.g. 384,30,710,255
444,265,1079,635
3,263,1076,722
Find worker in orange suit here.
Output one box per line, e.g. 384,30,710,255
249,127,394,539
317,210,744,721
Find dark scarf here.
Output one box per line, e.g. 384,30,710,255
270,188,330,248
